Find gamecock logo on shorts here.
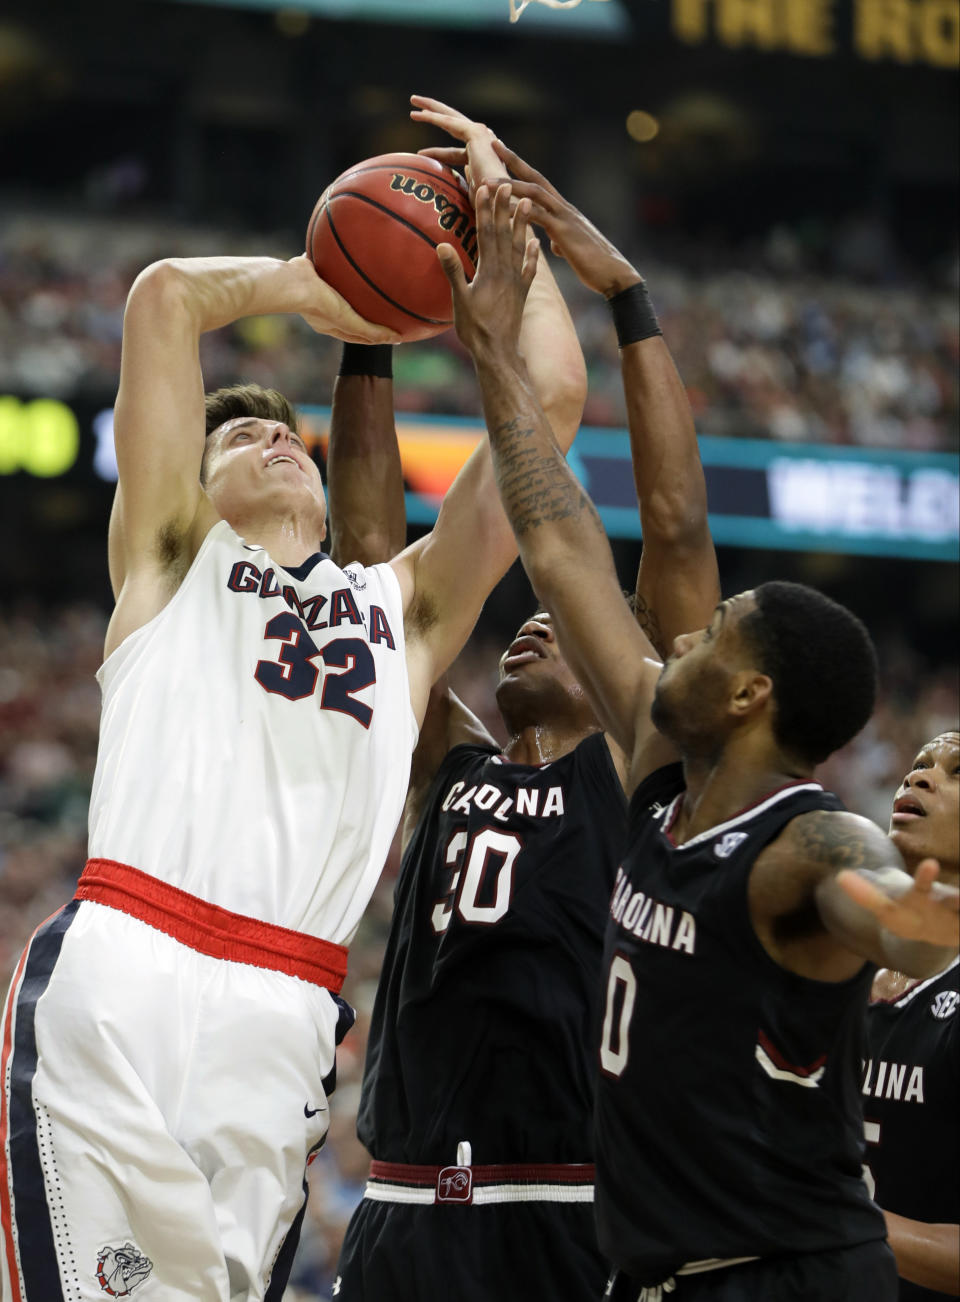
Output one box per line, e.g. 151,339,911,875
436,1165,473,1204
95,1242,153,1296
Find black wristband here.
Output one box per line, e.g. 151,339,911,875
607,281,662,348
338,343,394,379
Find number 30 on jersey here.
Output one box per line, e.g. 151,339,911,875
431,828,523,933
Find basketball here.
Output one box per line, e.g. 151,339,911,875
306,152,477,343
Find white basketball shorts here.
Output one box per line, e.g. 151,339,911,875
1,859,354,1302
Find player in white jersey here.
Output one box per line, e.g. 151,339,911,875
0,225,585,1302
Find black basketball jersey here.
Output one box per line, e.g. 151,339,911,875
357,732,627,1164
864,959,959,1302
594,763,886,1285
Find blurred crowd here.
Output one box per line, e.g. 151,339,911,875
1,207,957,452
0,600,956,1300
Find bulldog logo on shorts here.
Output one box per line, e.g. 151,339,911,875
95,1242,153,1296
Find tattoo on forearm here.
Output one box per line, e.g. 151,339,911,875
491,418,603,537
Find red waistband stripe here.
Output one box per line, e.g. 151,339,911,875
368,1160,594,1185
76,859,347,991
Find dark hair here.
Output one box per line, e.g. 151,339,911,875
204,384,298,438
739,581,877,766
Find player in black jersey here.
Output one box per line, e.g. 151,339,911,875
332,99,720,1302
865,730,959,1300
442,159,960,1301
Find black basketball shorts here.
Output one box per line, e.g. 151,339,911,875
335,1196,608,1301
605,1239,898,1302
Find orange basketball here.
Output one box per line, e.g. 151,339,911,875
306,153,477,343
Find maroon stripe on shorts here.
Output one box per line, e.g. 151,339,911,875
369,1159,594,1186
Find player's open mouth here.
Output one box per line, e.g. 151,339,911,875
891,796,925,822
502,636,546,669
265,455,300,470
504,651,541,668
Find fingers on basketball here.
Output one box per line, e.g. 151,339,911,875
338,314,400,344
317,280,398,342
436,243,467,291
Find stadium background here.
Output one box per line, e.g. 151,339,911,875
0,0,957,1296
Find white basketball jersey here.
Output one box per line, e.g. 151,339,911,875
88,520,417,946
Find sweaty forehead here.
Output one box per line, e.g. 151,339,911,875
916,732,960,761
933,731,960,750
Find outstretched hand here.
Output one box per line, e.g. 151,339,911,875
289,255,399,344
490,140,640,299
411,94,509,205
437,184,539,362
837,860,960,948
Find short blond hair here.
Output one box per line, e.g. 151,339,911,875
204,383,298,437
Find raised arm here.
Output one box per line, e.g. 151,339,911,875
412,97,585,449
390,243,585,726
390,106,587,730
624,336,719,651
492,139,720,655
434,184,662,776
326,344,406,568
110,256,394,610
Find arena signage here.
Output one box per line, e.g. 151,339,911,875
671,0,960,67
0,395,80,477
307,410,959,562
2,396,956,560
551,428,959,559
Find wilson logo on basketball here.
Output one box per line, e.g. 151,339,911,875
307,151,477,341
390,173,478,264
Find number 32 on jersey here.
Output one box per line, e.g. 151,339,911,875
255,611,375,727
